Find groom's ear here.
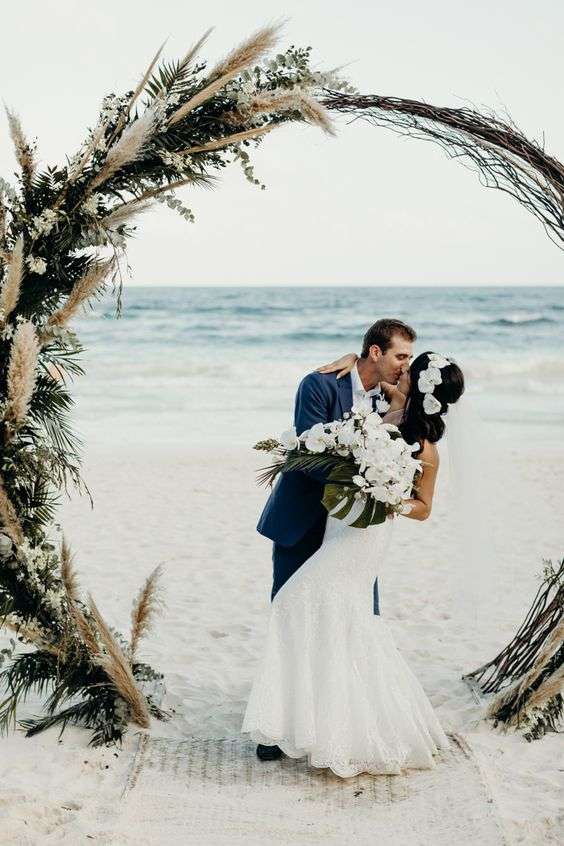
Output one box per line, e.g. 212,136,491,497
368,344,383,361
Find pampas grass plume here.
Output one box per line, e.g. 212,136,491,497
45,258,114,332
5,107,35,180
130,564,164,659
88,594,150,728
102,199,154,230
168,24,281,127
0,476,24,545
0,236,23,322
6,321,39,427
60,536,80,603
209,23,281,79
90,106,159,190
241,90,335,136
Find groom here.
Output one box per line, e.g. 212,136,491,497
255,318,416,760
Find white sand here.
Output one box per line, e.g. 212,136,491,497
1,436,563,844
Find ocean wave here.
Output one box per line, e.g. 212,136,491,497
462,356,564,382
489,314,556,326
83,309,560,331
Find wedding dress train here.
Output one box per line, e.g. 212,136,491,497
242,505,450,778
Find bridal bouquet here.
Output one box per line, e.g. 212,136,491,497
255,402,422,528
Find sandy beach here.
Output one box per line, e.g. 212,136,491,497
1,428,562,844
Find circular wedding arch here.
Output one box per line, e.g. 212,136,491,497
0,28,561,744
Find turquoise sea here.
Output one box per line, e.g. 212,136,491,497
72,286,564,447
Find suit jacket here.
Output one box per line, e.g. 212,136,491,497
257,370,354,547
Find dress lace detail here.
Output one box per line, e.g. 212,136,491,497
242,505,450,778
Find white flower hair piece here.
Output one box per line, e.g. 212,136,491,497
417,353,450,415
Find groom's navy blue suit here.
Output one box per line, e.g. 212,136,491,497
257,370,380,615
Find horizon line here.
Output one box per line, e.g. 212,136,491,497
122,282,564,288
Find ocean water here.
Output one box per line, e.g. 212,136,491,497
71,286,564,447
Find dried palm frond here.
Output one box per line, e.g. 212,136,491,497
129,40,168,111
0,476,24,545
88,595,150,727
514,618,564,700
130,565,163,659
5,321,39,427
518,663,564,717
5,107,35,181
102,41,169,158
486,618,564,718
0,236,24,323
178,27,214,72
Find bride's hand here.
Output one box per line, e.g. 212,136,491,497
315,352,358,380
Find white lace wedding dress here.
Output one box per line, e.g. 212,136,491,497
242,504,450,778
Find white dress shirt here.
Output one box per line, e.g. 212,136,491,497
350,364,390,414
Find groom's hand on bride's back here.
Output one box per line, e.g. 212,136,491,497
316,352,358,380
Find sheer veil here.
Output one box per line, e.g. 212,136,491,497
441,397,498,629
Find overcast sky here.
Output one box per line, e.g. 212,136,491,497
1,1,563,286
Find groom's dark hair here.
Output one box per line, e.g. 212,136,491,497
360,319,416,357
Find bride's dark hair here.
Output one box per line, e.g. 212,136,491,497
399,352,465,448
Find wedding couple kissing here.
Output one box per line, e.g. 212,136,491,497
242,318,465,778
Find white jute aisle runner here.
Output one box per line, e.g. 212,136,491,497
115,732,508,846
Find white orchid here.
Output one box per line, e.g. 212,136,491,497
337,421,359,448
428,353,450,368
423,393,442,415
351,397,372,416
363,411,383,430
304,422,327,453
418,374,434,394
426,366,442,386
417,352,452,415
263,404,422,528
280,427,299,450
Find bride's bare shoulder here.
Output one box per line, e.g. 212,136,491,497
420,439,439,467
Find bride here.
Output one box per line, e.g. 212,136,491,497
242,350,465,778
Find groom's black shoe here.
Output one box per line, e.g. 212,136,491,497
256,743,283,761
